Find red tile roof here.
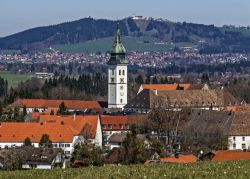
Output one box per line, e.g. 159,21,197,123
12,99,102,110
142,84,204,91
212,150,250,161
101,115,144,131
160,154,197,163
40,115,98,138
0,115,99,143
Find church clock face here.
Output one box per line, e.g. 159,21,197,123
120,85,124,90
120,92,124,96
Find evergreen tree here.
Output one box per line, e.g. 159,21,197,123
23,137,32,146
58,102,67,115
39,134,53,148
135,75,144,84
22,105,27,117
152,76,158,84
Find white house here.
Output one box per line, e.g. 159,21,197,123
228,111,250,150
0,115,102,156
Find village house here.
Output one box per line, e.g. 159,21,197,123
11,99,103,114
0,115,102,156
101,115,145,145
0,147,65,170
125,89,241,113
183,110,250,151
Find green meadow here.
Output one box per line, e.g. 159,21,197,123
0,161,249,179
0,71,31,88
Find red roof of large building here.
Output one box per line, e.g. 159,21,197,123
141,84,205,91
12,99,102,110
212,150,250,161
160,154,197,163
0,115,99,143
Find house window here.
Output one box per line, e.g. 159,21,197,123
53,144,58,148
233,143,236,149
102,124,106,129
120,78,124,83
120,124,124,129
65,151,70,154
59,143,65,148
242,136,245,141
65,144,70,148
242,143,246,150
111,78,115,83
108,124,112,129
233,137,236,141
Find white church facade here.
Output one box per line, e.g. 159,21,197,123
108,25,128,109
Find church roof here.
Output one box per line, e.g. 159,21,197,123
111,24,126,54
107,24,128,65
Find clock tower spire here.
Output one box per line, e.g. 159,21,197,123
107,24,128,109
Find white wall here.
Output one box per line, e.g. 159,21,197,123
108,65,128,108
228,136,250,150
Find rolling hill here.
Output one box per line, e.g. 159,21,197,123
0,17,250,53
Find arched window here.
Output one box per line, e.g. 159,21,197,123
120,99,123,103
119,70,121,75
123,70,125,75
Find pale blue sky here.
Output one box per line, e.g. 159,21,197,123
0,0,249,37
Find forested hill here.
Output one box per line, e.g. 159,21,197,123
0,17,250,53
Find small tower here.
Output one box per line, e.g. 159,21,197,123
107,24,128,109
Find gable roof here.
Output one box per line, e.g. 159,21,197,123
40,115,99,139
101,115,145,131
142,84,205,91
212,150,250,161
12,99,102,110
160,154,197,163
125,89,239,109
0,115,99,143
228,111,250,136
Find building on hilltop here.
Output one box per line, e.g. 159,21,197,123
107,24,128,109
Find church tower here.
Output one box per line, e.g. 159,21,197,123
107,24,128,109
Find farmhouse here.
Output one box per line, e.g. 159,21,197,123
184,110,250,151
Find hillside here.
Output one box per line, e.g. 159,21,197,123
1,17,250,53
1,161,250,178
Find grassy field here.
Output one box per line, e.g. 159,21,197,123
52,36,176,53
0,71,31,88
0,161,250,179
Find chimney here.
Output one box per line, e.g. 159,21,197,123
153,89,158,95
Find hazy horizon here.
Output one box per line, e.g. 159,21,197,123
0,0,250,37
